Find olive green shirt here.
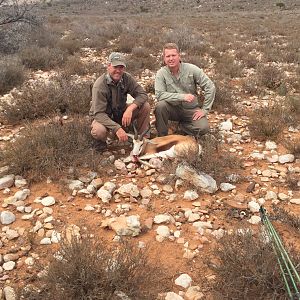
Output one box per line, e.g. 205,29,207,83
155,63,216,115
90,72,148,133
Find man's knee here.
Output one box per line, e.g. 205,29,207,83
139,102,151,114
154,100,168,116
192,118,210,136
91,120,107,141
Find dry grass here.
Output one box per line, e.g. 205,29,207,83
0,118,101,181
213,82,237,114
272,205,300,231
18,231,170,300
0,76,91,124
257,65,285,90
248,104,286,141
0,57,25,95
210,229,298,300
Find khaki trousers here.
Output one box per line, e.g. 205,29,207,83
154,100,209,137
91,102,151,141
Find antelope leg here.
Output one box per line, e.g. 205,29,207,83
137,158,157,169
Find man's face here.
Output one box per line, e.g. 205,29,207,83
107,64,125,82
164,48,181,69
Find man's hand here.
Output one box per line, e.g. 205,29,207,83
122,104,137,127
192,109,205,120
184,94,195,103
116,128,128,142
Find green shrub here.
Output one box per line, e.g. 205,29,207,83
57,36,82,55
0,58,25,95
215,55,244,78
61,55,87,77
213,83,237,114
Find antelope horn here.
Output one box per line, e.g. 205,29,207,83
132,121,138,140
139,124,151,141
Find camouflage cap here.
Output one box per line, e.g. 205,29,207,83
108,52,126,67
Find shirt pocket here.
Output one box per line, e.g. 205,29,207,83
165,78,177,93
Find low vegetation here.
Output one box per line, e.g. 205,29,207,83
0,118,100,181
19,231,170,300
211,229,299,299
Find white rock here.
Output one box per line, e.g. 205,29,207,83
3,261,15,271
68,180,84,191
185,286,204,300
279,154,295,164
116,183,139,197
265,191,277,200
156,225,170,238
3,286,16,300
176,164,217,194
165,292,184,300
0,175,14,190
40,238,52,245
220,183,236,192
140,187,152,198
6,229,19,240
248,216,261,225
97,188,112,203
265,140,277,150
15,178,27,188
290,199,300,205
25,257,35,266
193,221,213,231
248,201,260,213
0,211,16,225
184,190,199,201
211,228,225,240
102,182,116,194
219,120,233,131
188,213,200,222
278,193,289,201
41,196,56,207
154,214,171,224
175,273,193,288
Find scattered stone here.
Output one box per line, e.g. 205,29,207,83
220,183,236,192
278,193,289,201
41,196,56,207
3,286,16,300
116,183,139,197
165,292,184,300
97,188,112,203
154,214,172,224
0,175,14,190
185,286,204,300
140,187,152,198
108,215,141,237
279,154,295,164
246,182,256,193
68,180,84,191
219,120,233,131
156,225,170,238
248,215,261,225
0,211,16,225
175,273,192,288
248,201,260,213
3,261,15,271
176,164,217,194
163,185,174,193
184,190,199,201
290,199,300,205
265,191,277,200
40,238,52,245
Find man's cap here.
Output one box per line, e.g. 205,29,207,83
108,52,126,67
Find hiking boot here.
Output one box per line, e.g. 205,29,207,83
92,140,107,152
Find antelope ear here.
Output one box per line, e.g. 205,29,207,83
127,134,135,140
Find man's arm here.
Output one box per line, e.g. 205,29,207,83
194,66,216,115
91,85,121,133
155,69,186,103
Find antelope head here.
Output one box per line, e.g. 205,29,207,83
127,123,151,161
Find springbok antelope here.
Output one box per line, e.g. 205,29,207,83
127,125,202,168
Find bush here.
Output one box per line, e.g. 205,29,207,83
20,46,67,71
57,36,82,55
210,229,297,299
1,76,92,124
213,83,237,114
18,232,170,299
248,104,286,141
0,58,25,95
0,118,100,181
61,55,87,77
257,65,284,89
215,54,244,78
190,132,242,184
283,137,300,158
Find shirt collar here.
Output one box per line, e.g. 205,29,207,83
105,73,124,86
